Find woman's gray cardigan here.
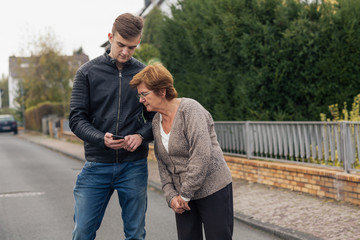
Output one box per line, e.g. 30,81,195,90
152,98,232,206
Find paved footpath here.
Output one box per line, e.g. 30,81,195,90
18,132,360,240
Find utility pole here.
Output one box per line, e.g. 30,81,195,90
20,83,25,131
0,88,2,109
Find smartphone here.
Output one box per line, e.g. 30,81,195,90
112,135,125,140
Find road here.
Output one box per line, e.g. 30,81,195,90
0,133,282,240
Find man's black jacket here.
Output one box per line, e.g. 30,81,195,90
69,52,155,163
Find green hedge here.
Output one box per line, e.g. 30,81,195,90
151,0,360,121
25,102,65,131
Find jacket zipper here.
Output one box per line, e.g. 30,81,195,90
116,71,122,163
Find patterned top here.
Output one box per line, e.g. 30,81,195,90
152,98,232,206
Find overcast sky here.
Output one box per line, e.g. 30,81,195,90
0,0,144,77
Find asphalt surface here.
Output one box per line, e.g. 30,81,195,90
17,132,360,240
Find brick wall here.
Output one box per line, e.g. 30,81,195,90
225,155,360,206
148,145,360,206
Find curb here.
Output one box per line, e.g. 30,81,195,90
18,134,85,163
233,212,322,240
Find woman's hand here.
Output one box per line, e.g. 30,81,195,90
170,196,191,214
178,196,191,211
170,196,185,214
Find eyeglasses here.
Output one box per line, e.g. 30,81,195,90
136,90,153,99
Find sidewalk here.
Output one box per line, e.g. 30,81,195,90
18,132,360,240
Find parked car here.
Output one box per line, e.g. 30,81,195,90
0,114,18,134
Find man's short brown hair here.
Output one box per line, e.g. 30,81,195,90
112,13,144,39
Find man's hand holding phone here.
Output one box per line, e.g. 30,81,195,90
104,132,126,150
112,135,124,140
104,132,143,152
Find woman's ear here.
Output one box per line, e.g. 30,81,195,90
160,89,166,97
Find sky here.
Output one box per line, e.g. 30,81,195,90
0,0,144,77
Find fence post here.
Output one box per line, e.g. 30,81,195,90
341,121,349,172
245,121,251,159
49,120,53,138
58,119,64,139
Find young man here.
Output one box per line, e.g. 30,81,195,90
69,13,154,240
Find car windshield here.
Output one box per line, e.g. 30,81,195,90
0,116,15,122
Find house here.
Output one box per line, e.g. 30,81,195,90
137,0,178,17
8,53,89,109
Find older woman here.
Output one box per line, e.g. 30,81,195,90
130,63,233,240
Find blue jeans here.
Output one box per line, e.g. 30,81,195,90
72,159,148,240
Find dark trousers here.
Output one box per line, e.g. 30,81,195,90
175,183,233,240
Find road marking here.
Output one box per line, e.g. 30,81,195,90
0,191,45,198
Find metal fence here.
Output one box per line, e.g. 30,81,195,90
61,119,360,172
215,121,360,173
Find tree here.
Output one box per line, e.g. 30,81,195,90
0,75,18,120
73,47,84,55
142,6,166,49
0,74,9,109
156,0,360,121
16,30,73,116
133,43,161,65
137,6,167,65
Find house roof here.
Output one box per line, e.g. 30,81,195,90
8,53,89,79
